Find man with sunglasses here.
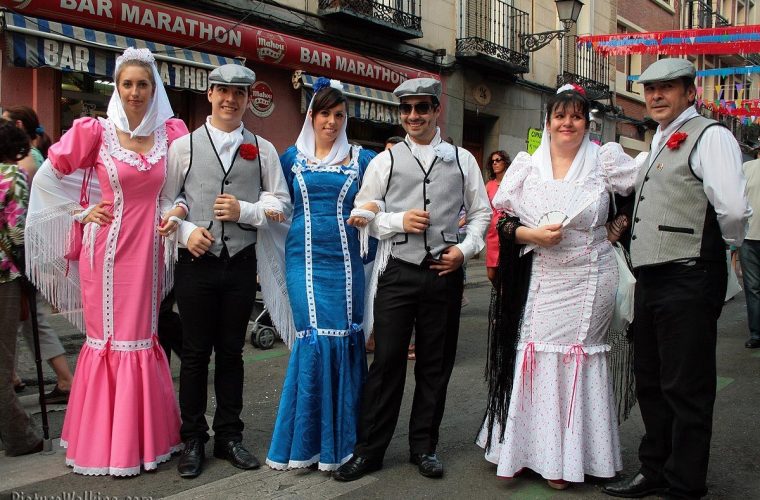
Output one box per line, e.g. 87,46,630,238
335,78,491,481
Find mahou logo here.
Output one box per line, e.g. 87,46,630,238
249,81,275,118
255,31,286,64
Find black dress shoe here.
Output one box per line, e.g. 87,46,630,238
602,472,667,498
410,453,444,478
745,338,760,348
177,438,205,478
333,455,383,482
213,440,261,470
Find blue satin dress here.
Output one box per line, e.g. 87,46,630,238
267,145,376,470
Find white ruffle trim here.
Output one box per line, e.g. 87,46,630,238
265,452,352,472
100,117,168,171
60,440,182,476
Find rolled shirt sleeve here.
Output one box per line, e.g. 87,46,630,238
691,126,752,246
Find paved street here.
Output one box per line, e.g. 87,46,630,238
2,259,759,499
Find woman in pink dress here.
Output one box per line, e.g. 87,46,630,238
25,48,188,476
485,150,510,284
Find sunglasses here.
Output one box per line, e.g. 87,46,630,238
399,102,436,115
490,157,506,163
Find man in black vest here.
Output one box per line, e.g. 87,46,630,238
603,59,750,499
163,64,290,478
334,78,491,481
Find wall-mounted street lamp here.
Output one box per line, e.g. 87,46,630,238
520,0,584,52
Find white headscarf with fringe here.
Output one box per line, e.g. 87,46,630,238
107,47,174,138
295,78,351,166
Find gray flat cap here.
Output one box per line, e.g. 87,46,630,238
638,58,696,84
209,64,256,86
394,78,442,99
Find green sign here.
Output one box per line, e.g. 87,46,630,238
527,128,542,154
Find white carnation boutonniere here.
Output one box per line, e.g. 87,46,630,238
433,141,456,162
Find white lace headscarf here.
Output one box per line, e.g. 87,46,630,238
533,83,599,183
107,47,174,138
294,78,351,166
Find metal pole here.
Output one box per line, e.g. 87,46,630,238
25,279,52,453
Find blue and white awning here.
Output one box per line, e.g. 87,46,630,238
295,72,399,125
2,12,243,91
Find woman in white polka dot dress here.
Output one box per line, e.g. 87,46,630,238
477,85,639,490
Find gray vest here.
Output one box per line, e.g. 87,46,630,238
385,141,465,265
629,115,724,268
183,125,261,257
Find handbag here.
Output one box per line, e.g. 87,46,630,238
610,242,636,332
63,167,94,262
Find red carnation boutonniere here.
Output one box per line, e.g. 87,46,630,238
665,132,688,150
239,143,259,160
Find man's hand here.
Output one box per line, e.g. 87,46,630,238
429,246,465,276
214,193,241,221
403,209,430,233
82,201,113,226
187,227,214,257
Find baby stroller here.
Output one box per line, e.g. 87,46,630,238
248,279,278,350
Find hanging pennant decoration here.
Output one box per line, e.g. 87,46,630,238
578,25,760,56
629,65,760,80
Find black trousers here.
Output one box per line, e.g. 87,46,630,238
175,246,257,443
355,258,464,459
157,288,183,364
633,260,726,499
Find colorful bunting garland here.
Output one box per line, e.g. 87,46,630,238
577,25,760,56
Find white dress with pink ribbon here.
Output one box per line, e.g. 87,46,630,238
476,142,638,482
43,117,187,476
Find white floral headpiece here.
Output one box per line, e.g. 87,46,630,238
115,47,156,69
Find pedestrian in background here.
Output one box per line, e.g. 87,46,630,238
484,150,510,284
604,58,751,500
0,118,42,457
4,105,74,404
739,146,760,349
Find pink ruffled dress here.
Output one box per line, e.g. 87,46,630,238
49,117,188,476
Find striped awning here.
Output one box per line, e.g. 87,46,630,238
2,12,243,91
295,72,399,125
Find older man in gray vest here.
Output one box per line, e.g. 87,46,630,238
334,78,491,481
603,59,750,499
163,64,290,479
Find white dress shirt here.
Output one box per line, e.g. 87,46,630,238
648,106,751,246
161,117,291,246
354,129,491,260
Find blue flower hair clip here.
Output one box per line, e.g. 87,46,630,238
313,77,344,93
35,125,44,134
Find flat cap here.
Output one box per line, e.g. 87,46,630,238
209,64,256,86
638,58,696,84
394,77,442,100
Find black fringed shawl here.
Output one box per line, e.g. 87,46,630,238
482,215,533,451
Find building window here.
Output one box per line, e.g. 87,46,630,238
616,23,642,95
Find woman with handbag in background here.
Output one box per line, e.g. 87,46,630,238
25,47,188,476
476,85,639,490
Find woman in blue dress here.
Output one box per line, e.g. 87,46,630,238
266,78,378,471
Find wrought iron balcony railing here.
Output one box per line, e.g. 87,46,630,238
557,41,611,100
684,0,730,29
456,0,530,73
318,0,422,38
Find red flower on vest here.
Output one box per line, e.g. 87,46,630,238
665,132,688,150
239,143,259,160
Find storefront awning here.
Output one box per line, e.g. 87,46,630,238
2,12,242,91
294,72,399,125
